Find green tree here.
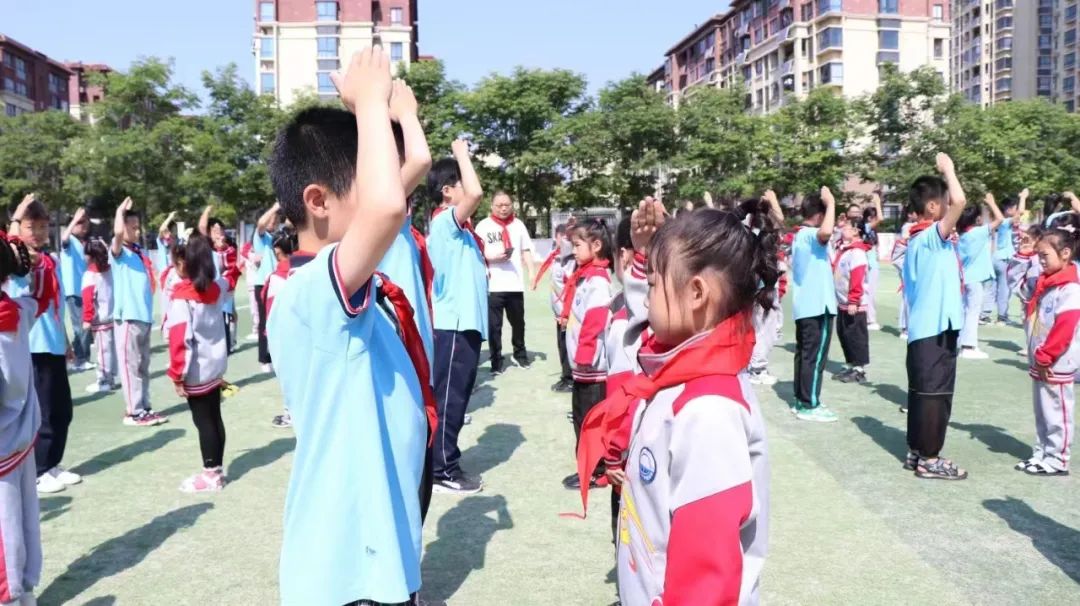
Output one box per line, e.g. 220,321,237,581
400,59,466,158
0,110,87,213
764,88,855,197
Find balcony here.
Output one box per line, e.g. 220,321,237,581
738,22,751,38
781,60,794,76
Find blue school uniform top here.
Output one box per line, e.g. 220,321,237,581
903,224,963,342
862,226,880,271
6,265,67,356
152,237,172,275
428,208,488,338
959,225,993,283
267,245,426,606
791,226,837,320
112,244,154,324
378,217,434,368
993,218,1014,261
59,236,85,300
251,231,276,287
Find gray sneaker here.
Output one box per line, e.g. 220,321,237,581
433,473,483,495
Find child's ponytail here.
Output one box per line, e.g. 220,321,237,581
752,221,781,314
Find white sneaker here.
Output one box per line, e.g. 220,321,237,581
960,348,990,360
899,330,908,340
867,323,882,331
1018,348,1028,357
78,361,97,372
19,591,37,605
260,363,273,374
245,333,259,342
49,465,82,486
749,371,779,386
84,382,104,394
36,473,65,494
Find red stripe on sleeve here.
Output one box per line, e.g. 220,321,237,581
167,322,189,384
574,306,609,366
1035,309,1080,368
81,283,95,324
848,264,866,307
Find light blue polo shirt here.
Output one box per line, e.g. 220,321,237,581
378,217,434,368
993,218,1014,261
959,225,993,283
791,226,837,320
251,231,276,287
6,264,67,355
903,223,963,342
152,236,172,275
60,237,85,300
428,209,488,338
267,245,425,606
112,244,154,324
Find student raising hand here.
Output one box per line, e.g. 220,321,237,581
631,196,666,253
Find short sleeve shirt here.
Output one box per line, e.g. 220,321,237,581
959,225,994,283
903,223,963,342
5,265,66,355
112,245,155,324
791,226,837,320
993,218,1014,260
474,217,534,293
267,245,426,605
60,236,86,298
377,218,434,369
251,231,276,286
152,237,173,276
428,209,489,338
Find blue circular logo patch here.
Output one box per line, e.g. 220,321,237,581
639,448,657,485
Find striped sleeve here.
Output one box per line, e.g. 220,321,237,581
573,275,612,368
327,245,372,319
81,273,96,324
165,298,194,384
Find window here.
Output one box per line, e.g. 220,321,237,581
1067,52,1077,69
1066,76,1076,92
1068,5,1079,22
1038,76,1052,91
934,38,944,59
998,36,1013,50
317,59,339,70
818,0,841,14
2,77,13,92
1067,100,1076,113
317,72,335,93
1,54,12,68
1040,15,1053,28
13,81,27,96
1038,56,1052,68
820,62,843,84
996,77,1012,92
260,73,274,94
932,4,943,21
390,7,404,24
877,51,900,64
4,103,16,116
801,3,813,21
1067,30,1078,45
316,1,337,21
705,57,716,74
14,58,25,79
879,30,899,50
818,27,843,50
997,16,1013,29
317,37,338,57
390,42,404,62
260,37,274,58
755,59,764,75
996,57,1012,70
879,0,898,13
258,1,275,21
742,66,752,82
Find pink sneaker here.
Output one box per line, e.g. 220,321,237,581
179,468,226,493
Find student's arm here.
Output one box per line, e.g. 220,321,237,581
869,193,883,229
936,153,967,239
847,254,867,313
817,186,836,245
763,189,784,226
1018,188,1029,217
165,299,195,396
451,139,484,225
573,277,612,369
61,207,86,246
111,197,133,258
521,249,537,285
8,194,35,243
1066,191,1080,214
984,192,1005,231
197,205,213,236
329,47,407,296
158,211,177,239
389,80,432,196
703,191,715,209
625,197,666,347
255,203,280,236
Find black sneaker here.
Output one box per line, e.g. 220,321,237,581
837,369,867,384
551,379,573,393
271,413,292,428
832,368,855,382
433,473,483,495
513,355,532,369
562,472,580,489
490,359,506,376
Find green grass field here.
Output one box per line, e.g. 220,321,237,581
36,271,1080,605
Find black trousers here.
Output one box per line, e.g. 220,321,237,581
432,329,482,480
419,440,433,523
556,324,572,382
488,291,527,367
254,284,271,364
906,330,959,458
188,389,226,468
836,310,870,367
223,312,234,355
571,380,607,446
793,314,834,408
32,353,73,476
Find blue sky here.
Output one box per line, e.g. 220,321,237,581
1,0,727,102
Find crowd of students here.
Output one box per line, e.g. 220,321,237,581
1,46,1078,605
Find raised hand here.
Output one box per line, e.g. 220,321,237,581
388,79,418,121
331,46,392,114
820,186,835,207
451,138,470,159
763,189,778,206
984,192,995,206
703,191,714,209
13,193,36,221
1019,188,1029,201
631,196,666,253
72,207,87,223
936,152,955,176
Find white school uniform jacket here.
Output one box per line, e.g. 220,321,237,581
603,253,651,468
1008,251,1041,301
833,244,871,310
1027,277,1080,384
165,278,229,395
81,266,114,330
0,294,41,476
550,251,576,318
565,261,613,383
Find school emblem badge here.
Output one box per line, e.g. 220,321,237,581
639,448,656,484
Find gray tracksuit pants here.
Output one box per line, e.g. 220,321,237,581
92,326,117,388
750,295,783,372
0,455,42,604
116,320,152,416
1033,380,1075,471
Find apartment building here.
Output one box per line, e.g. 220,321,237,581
952,0,1047,106
1055,0,1080,110
654,1,951,114
253,0,419,107
65,62,111,122
0,34,73,117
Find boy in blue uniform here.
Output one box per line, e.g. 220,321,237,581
60,207,91,371
426,139,487,494
957,193,1004,359
251,202,280,372
986,189,1026,324
902,153,968,480
266,47,430,606
790,186,838,423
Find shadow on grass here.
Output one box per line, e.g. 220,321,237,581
421,495,513,602
949,421,1030,460
984,497,1080,584
994,357,1029,372
82,597,116,606
460,423,525,477
467,384,496,414
851,416,907,463
770,381,795,405
40,495,73,523
232,371,274,389
71,429,185,478
38,503,214,605
880,325,902,338
229,342,256,356
73,389,113,407
870,383,908,408
228,437,295,483
985,339,1023,353
151,342,168,355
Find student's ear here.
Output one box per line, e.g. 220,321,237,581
441,184,455,202
686,275,709,313
302,184,332,221
590,238,603,257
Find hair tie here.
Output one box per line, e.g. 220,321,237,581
1060,224,1077,234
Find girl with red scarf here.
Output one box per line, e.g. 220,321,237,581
832,218,874,384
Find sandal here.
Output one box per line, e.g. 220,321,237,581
915,457,968,480
1022,461,1069,477
904,451,919,471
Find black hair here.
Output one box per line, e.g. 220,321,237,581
909,176,948,216
862,206,879,221
1024,224,1044,241
649,209,780,319
860,208,879,245
956,205,981,232
207,217,224,232
269,107,359,230
123,210,139,223
426,158,462,208
571,219,614,265
554,223,568,237
847,217,867,238
1041,213,1080,261
615,216,632,252
1043,193,1064,218
172,234,217,293
21,200,48,222
272,230,296,257
1001,196,1019,212
736,198,773,230
800,194,825,221
0,235,32,283
84,239,110,271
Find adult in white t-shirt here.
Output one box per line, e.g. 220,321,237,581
475,192,538,374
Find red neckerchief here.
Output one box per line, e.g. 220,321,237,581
172,279,222,305
375,272,438,446
409,226,435,317
32,254,61,320
126,242,157,294
831,241,872,271
563,312,756,518
87,262,104,273
907,220,934,239
262,258,291,311
0,292,21,332
558,258,610,322
1028,263,1079,319
490,213,515,249
240,242,252,261
531,248,559,290
432,205,487,261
